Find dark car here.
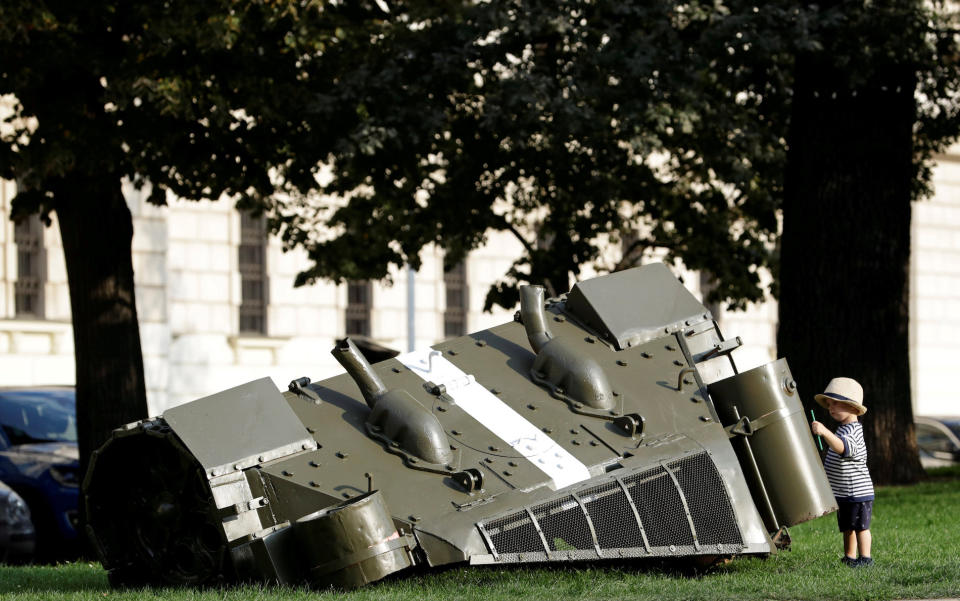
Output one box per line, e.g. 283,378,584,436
915,416,960,469
0,479,36,563
0,387,80,560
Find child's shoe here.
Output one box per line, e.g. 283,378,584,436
841,556,858,567
854,556,873,567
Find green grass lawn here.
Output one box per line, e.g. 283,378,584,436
3,468,958,601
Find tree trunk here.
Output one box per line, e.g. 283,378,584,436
53,175,148,484
778,52,923,485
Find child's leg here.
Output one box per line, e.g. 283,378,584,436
843,530,857,559
856,529,871,558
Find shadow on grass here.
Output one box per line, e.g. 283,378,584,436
400,554,739,586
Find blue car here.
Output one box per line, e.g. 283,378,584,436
0,387,80,560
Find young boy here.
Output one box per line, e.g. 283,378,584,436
811,377,874,567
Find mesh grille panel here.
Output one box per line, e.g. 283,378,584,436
533,497,594,551
625,466,695,548
485,513,544,554
478,451,743,561
670,453,743,546
582,482,645,550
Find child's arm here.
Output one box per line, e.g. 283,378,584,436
811,421,845,454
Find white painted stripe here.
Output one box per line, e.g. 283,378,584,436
398,348,591,490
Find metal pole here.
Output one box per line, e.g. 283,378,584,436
407,265,415,352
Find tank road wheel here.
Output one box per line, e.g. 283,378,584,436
84,426,229,587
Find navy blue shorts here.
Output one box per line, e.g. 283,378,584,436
837,500,873,532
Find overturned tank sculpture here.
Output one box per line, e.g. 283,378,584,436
83,263,836,589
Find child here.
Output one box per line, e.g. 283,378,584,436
811,377,874,567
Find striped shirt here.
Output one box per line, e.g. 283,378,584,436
824,421,875,501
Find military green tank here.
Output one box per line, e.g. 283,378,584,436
83,263,836,589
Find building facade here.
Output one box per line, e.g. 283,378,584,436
2,145,959,416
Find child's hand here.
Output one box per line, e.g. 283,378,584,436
811,421,829,436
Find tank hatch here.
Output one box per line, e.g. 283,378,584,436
564,263,711,350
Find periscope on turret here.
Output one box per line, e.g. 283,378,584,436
83,263,836,589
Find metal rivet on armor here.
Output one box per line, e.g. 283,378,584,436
282,470,293,477
476,339,487,347
410,515,421,522
700,416,713,422
258,456,265,463
489,445,500,452
437,406,447,412
490,388,500,395
446,465,455,471
585,336,595,343
336,451,348,458
484,457,494,464
616,360,628,367
309,481,320,488
589,440,598,447
527,404,537,410
343,492,352,498
666,345,676,351
572,440,581,446
673,359,684,366
448,350,458,356
503,470,513,476
233,464,241,471
309,461,320,468
508,461,518,467
302,443,312,450
409,457,418,464
306,426,315,433
452,429,461,436
641,352,652,359
554,315,566,322
543,427,553,433
392,367,401,373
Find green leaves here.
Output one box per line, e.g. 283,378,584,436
3,0,959,310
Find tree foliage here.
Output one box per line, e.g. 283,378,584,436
3,0,960,486
274,1,804,308
5,2,958,309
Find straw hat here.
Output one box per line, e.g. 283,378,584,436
814,377,867,416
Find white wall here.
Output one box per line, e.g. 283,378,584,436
910,144,960,416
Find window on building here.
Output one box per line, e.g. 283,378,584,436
345,281,372,336
444,261,468,338
239,211,268,335
14,214,45,318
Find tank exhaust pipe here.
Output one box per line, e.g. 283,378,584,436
332,338,387,408
519,285,553,353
